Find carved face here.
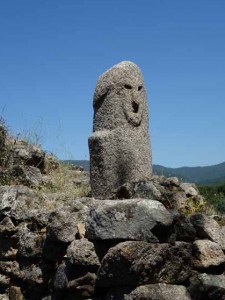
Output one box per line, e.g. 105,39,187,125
120,81,144,126
93,61,147,130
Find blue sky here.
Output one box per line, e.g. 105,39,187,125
0,0,224,167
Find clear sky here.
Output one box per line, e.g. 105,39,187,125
0,0,224,167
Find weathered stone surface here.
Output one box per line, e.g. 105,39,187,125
97,241,192,287
8,165,43,187
53,269,97,299
12,142,45,171
190,213,221,244
67,239,100,269
0,218,19,261
0,185,55,225
116,181,162,200
220,226,225,251
106,284,191,300
89,61,152,199
192,240,225,270
0,216,17,236
116,177,204,212
46,199,91,243
0,261,23,279
0,185,30,214
20,264,43,286
171,191,190,210
0,273,10,288
17,230,42,258
67,272,97,298
0,260,43,286
24,165,43,186
180,183,199,197
167,177,180,187
86,199,172,242
53,263,69,290
47,210,78,243
172,212,196,242
189,271,225,300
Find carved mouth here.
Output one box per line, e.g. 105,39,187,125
132,101,139,113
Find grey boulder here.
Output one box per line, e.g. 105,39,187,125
8,165,43,187
190,213,221,244
67,272,97,299
0,217,17,236
53,262,69,290
97,241,192,287
0,185,55,225
172,212,196,242
116,181,162,200
67,239,100,270
189,271,225,300
106,284,191,300
86,199,173,242
192,240,225,270
46,199,91,243
12,143,45,171
17,230,42,258
46,210,78,243
180,183,199,197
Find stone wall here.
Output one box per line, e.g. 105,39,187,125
0,175,225,299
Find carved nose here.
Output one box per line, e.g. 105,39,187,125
131,92,139,113
132,100,139,113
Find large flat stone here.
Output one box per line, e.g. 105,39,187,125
86,199,173,242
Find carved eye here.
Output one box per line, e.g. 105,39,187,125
138,86,143,91
124,84,132,90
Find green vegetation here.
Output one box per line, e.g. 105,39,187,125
198,183,225,214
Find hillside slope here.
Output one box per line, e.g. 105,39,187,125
154,162,225,184
64,160,225,185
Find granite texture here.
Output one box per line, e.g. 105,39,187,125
89,61,152,199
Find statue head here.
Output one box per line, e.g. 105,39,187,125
93,61,149,131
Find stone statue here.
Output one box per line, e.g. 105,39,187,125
89,61,152,199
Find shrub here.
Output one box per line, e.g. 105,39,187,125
198,183,225,214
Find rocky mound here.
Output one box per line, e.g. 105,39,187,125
1,122,225,300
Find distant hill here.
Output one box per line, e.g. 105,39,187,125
153,162,225,184
63,160,90,171
63,160,225,185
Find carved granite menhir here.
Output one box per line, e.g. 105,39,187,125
89,61,152,199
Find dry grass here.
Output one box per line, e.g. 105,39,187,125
39,161,91,199
0,119,90,198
